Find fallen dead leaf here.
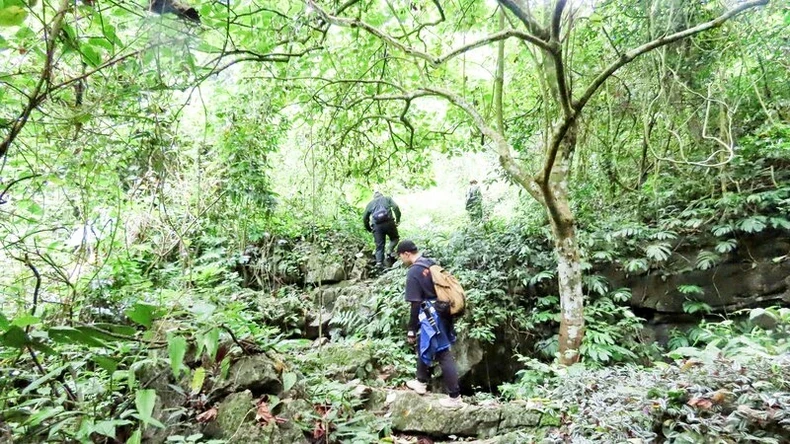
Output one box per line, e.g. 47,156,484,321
687,397,713,410
256,398,286,425
196,407,217,423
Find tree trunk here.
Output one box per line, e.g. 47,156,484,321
544,121,584,365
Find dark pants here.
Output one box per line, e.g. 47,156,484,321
372,221,399,264
417,349,460,398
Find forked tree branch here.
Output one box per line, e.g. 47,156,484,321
573,0,768,113
0,0,70,159
551,0,567,41
541,0,768,188
497,0,548,39
357,87,544,201
308,0,553,62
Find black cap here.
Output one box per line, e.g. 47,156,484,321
396,240,418,254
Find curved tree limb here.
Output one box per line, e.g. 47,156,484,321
541,0,768,189
573,0,768,113
308,0,553,63
496,0,548,39
0,0,70,159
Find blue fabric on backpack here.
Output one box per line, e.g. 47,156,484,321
418,302,456,365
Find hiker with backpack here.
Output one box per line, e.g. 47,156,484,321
363,191,401,268
396,240,467,409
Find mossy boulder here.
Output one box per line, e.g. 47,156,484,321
212,354,282,397
206,391,309,444
388,391,550,439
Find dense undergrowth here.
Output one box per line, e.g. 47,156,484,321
2,135,789,442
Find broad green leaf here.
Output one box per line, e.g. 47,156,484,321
201,328,220,360
94,323,137,337
134,389,157,422
124,303,160,328
282,372,297,392
80,44,101,67
0,5,27,27
0,325,31,348
48,326,106,347
92,355,119,374
127,428,142,444
0,311,9,330
168,335,187,378
190,367,205,395
12,314,40,327
93,419,131,438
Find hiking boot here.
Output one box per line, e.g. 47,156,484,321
439,395,467,409
405,380,427,395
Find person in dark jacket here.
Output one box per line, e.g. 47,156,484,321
363,191,401,267
396,240,465,409
465,179,483,221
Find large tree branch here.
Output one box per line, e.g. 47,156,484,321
573,0,768,113
308,0,553,64
496,0,548,39
551,0,567,41
538,0,768,189
0,0,70,159
418,87,544,202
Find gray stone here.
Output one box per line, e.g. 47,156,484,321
205,391,309,444
453,333,484,379
349,253,369,281
304,253,346,284
387,391,551,439
297,342,374,382
214,354,282,396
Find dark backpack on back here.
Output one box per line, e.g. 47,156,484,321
371,198,392,223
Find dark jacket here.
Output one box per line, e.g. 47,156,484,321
405,257,438,333
362,195,401,232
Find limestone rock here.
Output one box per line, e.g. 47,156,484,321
297,342,375,382
304,253,346,285
213,354,282,396
387,391,547,439
207,391,309,444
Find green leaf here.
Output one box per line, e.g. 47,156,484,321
282,372,297,392
168,335,187,379
125,302,160,328
0,5,27,27
22,364,69,395
12,314,40,328
92,355,119,374
201,328,220,361
190,368,205,395
93,419,131,439
48,326,106,347
127,428,142,444
0,325,31,348
739,216,767,233
645,243,671,262
135,389,157,423
80,44,101,67
0,311,9,330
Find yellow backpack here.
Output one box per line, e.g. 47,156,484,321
426,264,466,317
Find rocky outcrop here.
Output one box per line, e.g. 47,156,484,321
210,354,283,400
616,233,790,314
386,391,558,439
304,251,347,285
205,390,309,444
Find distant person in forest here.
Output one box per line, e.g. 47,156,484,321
465,179,483,221
397,240,466,409
363,191,401,268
